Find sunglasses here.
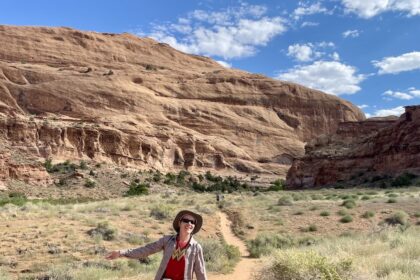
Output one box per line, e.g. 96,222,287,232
181,218,196,225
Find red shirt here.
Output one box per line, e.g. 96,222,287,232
163,238,188,280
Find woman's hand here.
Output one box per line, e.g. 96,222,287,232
105,251,122,260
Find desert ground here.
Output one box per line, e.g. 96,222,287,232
0,163,419,280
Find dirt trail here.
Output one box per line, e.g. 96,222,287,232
210,212,261,280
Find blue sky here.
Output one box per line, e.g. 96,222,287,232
1,0,419,117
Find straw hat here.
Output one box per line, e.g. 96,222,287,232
173,210,203,235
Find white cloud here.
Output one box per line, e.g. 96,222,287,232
301,21,319,27
146,4,287,59
409,88,420,96
383,90,413,100
382,87,420,99
286,42,336,62
331,52,340,61
293,2,329,19
342,29,360,38
373,51,420,74
216,60,232,68
373,106,405,117
276,61,366,95
287,44,313,62
341,0,420,18
358,104,369,109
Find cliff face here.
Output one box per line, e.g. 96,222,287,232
0,25,364,185
286,106,420,188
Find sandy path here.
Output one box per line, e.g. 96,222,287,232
210,212,260,280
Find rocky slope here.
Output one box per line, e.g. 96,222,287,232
286,106,420,188
0,25,364,187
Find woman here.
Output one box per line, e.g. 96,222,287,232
106,210,207,280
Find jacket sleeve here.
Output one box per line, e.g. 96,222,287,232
193,244,208,280
119,236,167,259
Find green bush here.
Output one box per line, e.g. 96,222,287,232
387,198,397,203
45,160,77,174
87,222,117,241
256,250,352,280
320,211,330,217
361,211,375,219
361,195,371,200
385,211,409,226
201,239,241,273
337,209,348,216
0,192,28,207
85,178,96,188
340,215,353,223
79,160,88,170
306,225,318,232
150,205,172,220
277,196,293,206
125,182,149,196
247,234,295,258
341,199,356,209
391,172,416,187
268,179,285,191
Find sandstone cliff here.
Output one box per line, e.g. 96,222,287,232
286,106,420,188
0,25,364,186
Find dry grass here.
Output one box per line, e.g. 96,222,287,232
0,184,419,279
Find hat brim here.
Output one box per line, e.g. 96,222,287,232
173,210,203,235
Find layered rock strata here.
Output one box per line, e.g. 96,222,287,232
286,106,420,188
0,25,364,185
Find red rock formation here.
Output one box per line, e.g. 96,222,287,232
286,106,420,188
0,25,365,185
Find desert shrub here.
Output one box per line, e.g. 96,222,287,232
45,159,77,173
268,179,285,191
387,198,397,203
361,211,375,219
294,211,304,215
366,190,378,195
361,195,371,200
191,182,206,192
150,204,172,220
277,196,293,206
125,181,149,196
387,193,398,197
164,172,177,185
385,211,409,226
87,222,117,241
340,215,353,223
84,178,96,188
320,211,330,217
337,209,348,216
392,172,416,187
302,224,318,232
414,212,420,218
291,192,307,201
311,194,324,200
152,171,161,182
145,64,157,71
0,192,27,207
309,206,319,211
79,160,88,170
255,250,352,280
341,199,356,209
201,239,240,273
247,234,295,258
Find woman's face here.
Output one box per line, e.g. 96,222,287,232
179,214,196,235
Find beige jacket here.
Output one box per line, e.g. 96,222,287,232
120,235,207,280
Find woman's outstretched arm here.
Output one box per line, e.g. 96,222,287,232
106,235,168,260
